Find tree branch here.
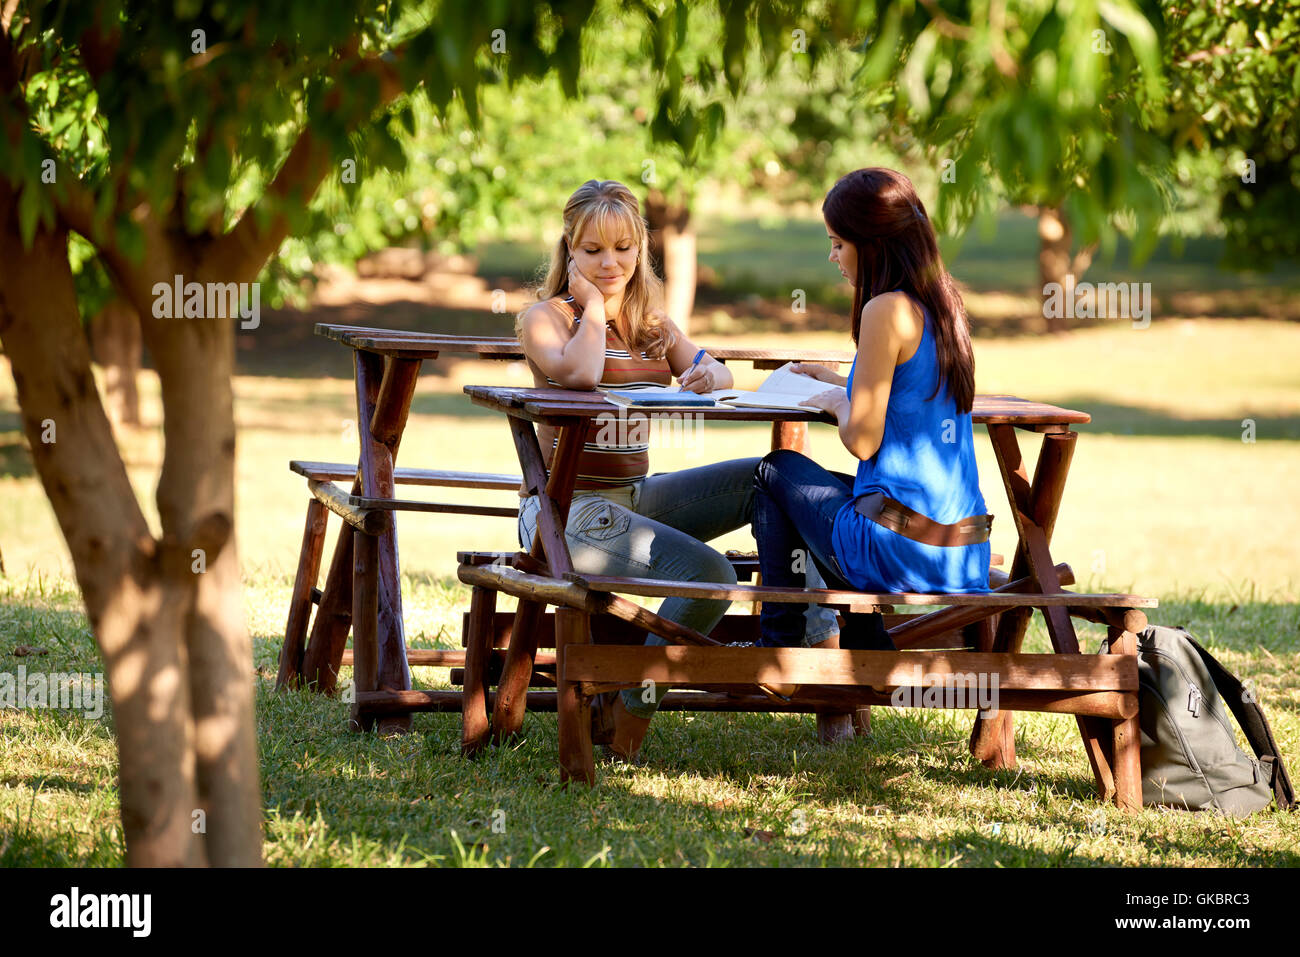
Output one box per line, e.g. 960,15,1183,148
206,49,406,281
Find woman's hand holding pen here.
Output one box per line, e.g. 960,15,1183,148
677,350,716,393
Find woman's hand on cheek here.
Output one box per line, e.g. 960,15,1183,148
567,258,605,312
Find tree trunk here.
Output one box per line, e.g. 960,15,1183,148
645,188,697,335
1037,205,1072,335
1037,205,1101,335
90,297,142,428
0,185,263,867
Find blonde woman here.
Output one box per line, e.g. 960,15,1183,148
515,179,837,762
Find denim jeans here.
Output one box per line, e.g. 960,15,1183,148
753,449,893,650
518,457,839,718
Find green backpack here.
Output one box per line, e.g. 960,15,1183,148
1101,624,1294,815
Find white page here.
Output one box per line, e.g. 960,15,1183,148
703,362,844,408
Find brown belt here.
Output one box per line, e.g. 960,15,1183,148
854,492,992,547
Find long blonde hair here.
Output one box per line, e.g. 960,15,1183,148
518,179,674,358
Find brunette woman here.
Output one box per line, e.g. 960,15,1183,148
752,168,992,650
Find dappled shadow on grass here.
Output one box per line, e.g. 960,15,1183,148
248,591,1298,865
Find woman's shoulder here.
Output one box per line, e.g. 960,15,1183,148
522,295,579,327
860,291,925,359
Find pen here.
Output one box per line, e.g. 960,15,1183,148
678,349,706,391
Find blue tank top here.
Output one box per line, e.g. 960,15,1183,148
830,294,990,593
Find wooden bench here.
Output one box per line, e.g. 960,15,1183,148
275,460,523,688
441,554,1152,808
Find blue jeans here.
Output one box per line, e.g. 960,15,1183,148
519,457,839,718
753,449,893,650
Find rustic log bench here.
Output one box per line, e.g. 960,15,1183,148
436,553,1152,809
275,460,523,689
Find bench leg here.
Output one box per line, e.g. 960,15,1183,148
349,529,380,733
814,632,856,744
301,511,356,693
555,606,595,786
461,585,497,756
1109,625,1143,812
851,707,871,736
277,498,329,690
492,599,546,744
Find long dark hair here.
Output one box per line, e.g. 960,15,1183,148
822,168,975,413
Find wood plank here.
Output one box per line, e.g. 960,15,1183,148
462,385,1091,427
886,562,1075,645
342,648,559,667
355,687,1134,720
307,479,390,535
343,495,518,518
565,572,1155,609
563,646,1137,692
457,608,967,652
291,460,521,489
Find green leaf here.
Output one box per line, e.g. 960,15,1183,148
18,184,41,249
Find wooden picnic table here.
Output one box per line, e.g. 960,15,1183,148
278,324,859,732
429,384,1156,808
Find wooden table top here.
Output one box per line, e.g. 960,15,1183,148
463,385,1091,427
315,324,855,366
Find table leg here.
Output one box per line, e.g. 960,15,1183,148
556,605,596,785
771,420,809,454
301,512,356,693
301,354,421,695
354,353,421,734
277,497,328,690
970,427,1117,799
461,585,497,756
491,416,587,743
1108,625,1143,812
350,529,380,732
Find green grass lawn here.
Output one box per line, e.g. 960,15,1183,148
2,317,1299,866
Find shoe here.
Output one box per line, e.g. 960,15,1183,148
597,743,646,767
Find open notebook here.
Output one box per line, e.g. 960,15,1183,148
604,362,844,410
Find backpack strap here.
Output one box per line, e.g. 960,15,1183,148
1179,629,1295,810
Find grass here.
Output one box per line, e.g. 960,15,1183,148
2,257,1299,866
4,576,1297,867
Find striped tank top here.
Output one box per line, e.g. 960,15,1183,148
538,296,672,490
